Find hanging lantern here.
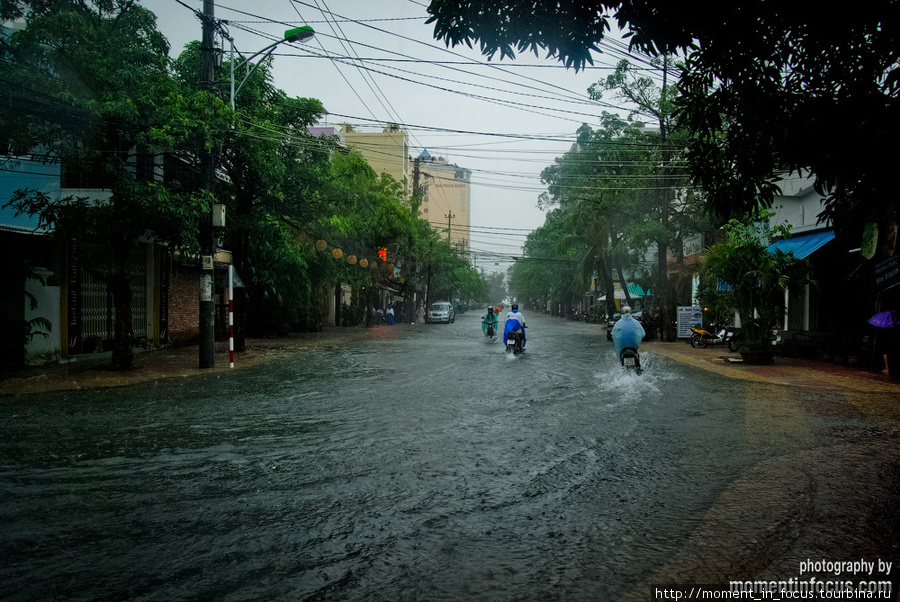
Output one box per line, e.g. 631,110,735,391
359,258,368,268
347,255,357,265
332,248,344,259
315,239,327,251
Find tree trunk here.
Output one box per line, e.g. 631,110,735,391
110,271,133,370
613,257,633,308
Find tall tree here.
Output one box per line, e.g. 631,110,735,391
508,209,581,314
1,0,214,369
426,1,900,231
590,58,686,340
540,115,658,320
172,41,328,339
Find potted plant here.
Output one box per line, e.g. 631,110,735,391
698,214,808,365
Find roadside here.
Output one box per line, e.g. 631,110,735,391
646,341,900,395
2,324,898,397
0,326,407,397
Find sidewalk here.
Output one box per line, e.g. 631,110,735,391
0,328,376,397
2,329,898,397
646,341,900,394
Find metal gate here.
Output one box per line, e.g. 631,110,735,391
79,243,148,347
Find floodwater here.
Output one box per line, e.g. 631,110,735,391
1,313,899,601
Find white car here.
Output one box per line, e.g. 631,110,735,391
427,301,455,324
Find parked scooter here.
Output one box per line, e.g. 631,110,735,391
690,325,737,350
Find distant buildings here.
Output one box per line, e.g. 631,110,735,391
336,124,472,254
341,123,410,196
416,149,471,254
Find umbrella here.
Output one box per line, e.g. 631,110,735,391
868,311,900,328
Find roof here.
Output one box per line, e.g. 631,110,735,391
767,230,835,259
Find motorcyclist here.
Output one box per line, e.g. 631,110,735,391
503,304,527,350
482,306,499,336
611,305,645,361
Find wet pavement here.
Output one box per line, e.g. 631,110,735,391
1,313,899,601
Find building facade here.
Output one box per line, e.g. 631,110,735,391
416,150,471,253
341,124,409,196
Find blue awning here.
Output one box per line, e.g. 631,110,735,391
766,230,835,259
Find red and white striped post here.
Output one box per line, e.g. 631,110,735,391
229,264,235,368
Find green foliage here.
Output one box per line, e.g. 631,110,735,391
1,0,220,368
699,215,808,350
2,0,482,350
427,1,899,226
508,209,581,312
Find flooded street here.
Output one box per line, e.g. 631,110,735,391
2,312,899,601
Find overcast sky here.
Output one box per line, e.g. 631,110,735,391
139,0,656,273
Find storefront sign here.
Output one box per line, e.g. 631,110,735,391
875,255,900,293
677,306,703,339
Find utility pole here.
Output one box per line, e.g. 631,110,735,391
445,212,455,244
657,53,673,342
198,0,217,368
412,156,422,212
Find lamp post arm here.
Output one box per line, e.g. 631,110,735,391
228,26,313,110
231,40,281,109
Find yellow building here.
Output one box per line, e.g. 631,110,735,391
341,124,410,196
417,150,471,253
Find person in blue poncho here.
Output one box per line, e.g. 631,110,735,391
611,306,645,360
503,304,527,349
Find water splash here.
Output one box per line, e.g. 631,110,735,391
594,350,682,403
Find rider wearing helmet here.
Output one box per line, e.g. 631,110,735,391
611,305,645,360
482,306,499,335
503,303,527,349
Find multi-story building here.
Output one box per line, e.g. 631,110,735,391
416,150,471,253
338,122,473,252
341,123,409,196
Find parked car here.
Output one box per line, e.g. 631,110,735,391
427,301,455,324
606,312,621,340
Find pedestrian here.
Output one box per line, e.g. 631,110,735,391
386,304,395,326
416,304,425,324
877,328,895,376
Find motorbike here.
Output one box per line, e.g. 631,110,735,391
485,323,496,339
505,327,526,354
619,346,643,374
690,325,737,350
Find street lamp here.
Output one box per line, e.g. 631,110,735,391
228,26,315,110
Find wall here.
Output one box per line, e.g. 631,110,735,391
420,159,471,251
24,266,61,365
342,127,409,194
168,263,199,345
770,172,828,233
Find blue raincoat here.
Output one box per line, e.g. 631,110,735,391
503,310,526,347
612,315,645,359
